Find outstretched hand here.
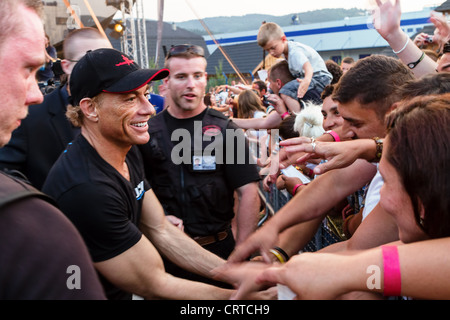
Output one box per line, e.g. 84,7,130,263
256,252,351,300
430,11,450,49
372,0,402,43
213,261,277,300
281,138,372,175
227,222,280,264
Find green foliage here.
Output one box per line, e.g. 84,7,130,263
206,59,226,92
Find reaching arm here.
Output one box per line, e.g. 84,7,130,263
139,190,226,280
234,182,260,245
212,105,231,113
94,189,234,300
258,238,450,300
297,61,313,99
282,138,382,175
373,0,438,77
228,160,377,263
94,236,232,300
319,203,399,253
232,111,282,130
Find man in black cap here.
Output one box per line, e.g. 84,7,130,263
42,48,235,300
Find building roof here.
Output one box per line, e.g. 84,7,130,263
412,25,436,39
205,41,264,78
203,9,433,78
435,0,450,12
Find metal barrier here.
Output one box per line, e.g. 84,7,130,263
249,131,345,253
258,182,344,253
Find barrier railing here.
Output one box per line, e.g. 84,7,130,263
258,182,344,253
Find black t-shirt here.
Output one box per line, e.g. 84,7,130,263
0,178,106,299
43,135,150,299
163,108,260,190
139,108,261,237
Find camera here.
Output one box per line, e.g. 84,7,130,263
425,36,434,43
263,94,276,105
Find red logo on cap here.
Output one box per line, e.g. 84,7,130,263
116,55,134,67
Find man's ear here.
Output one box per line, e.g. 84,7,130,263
60,59,73,75
80,98,98,122
276,79,283,89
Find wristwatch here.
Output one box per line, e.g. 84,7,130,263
407,52,425,69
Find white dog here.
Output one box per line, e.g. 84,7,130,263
293,101,325,138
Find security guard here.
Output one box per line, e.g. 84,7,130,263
139,45,261,285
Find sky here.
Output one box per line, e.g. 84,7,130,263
142,0,442,23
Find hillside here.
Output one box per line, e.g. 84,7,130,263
176,8,367,35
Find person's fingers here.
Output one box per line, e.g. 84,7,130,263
228,242,258,263
256,266,285,286
312,156,341,174
295,153,312,164
279,136,311,147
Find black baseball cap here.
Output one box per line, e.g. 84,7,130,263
69,48,169,106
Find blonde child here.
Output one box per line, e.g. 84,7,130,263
258,22,332,113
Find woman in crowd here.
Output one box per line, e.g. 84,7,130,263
237,89,267,120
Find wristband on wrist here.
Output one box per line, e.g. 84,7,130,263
292,183,302,195
281,112,290,120
269,249,286,264
407,52,425,69
325,130,340,142
274,247,289,262
393,36,410,55
381,245,402,296
372,137,383,162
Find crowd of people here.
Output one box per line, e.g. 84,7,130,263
0,0,449,301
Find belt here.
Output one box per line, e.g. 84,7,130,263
193,230,229,246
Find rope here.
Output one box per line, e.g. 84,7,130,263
185,0,248,85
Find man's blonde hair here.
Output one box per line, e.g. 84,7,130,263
257,22,285,47
0,0,43,53
66,95,103,128
63,27,106,60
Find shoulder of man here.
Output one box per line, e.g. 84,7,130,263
0,171,106,300
0,171,57,210
148,108,165,121
206,107,230,121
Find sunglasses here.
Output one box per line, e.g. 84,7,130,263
167,45,205,59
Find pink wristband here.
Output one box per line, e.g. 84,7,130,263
291,184,302,195
326,130,340,142
382,245,401,296
281,112,290,120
